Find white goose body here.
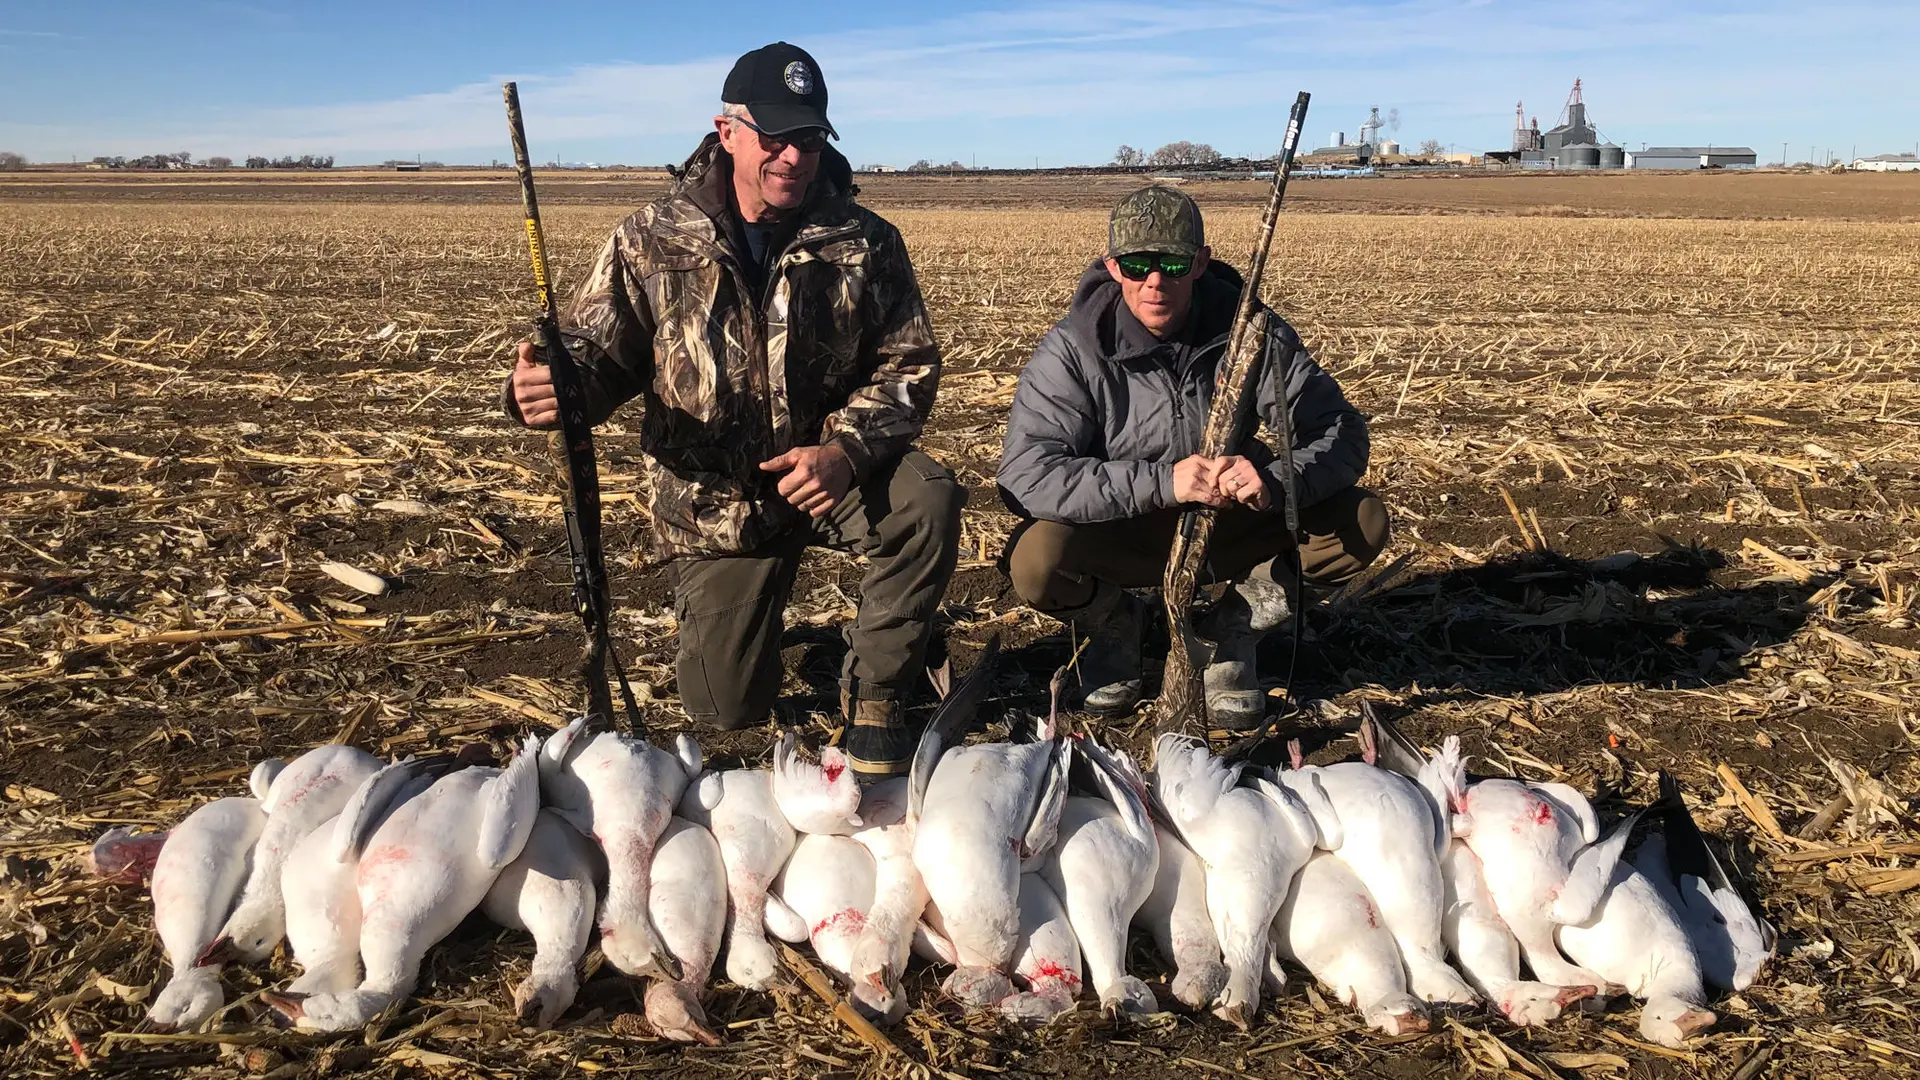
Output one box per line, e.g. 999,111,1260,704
540,718,696,981
208,745,383,965
1450,775,1629,992
1285,758,1475,1004
911,730,1069,1008
1150,733,1318,1030
1634,771,1773,991
263,736,541,1031
146,796,267,1030
1556,862,1716,1048
1136,823,1228,1010
775,833,877,986
844,777,927,1023
1275,852,1427,1036
998,873,1083,1024
481,809,598,1030
1038,739,1159,1017
279,813,362,995
645,816,727,1045
679,767,795,990
1441,841,1594,1026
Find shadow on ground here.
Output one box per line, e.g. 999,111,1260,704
794,542,1830,747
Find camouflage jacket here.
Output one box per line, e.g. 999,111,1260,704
503,134,941,558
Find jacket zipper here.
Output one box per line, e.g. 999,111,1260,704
759,222,861,455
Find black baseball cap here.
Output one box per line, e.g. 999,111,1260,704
721,42,837,140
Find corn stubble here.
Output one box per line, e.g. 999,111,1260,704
1,173,1917,1078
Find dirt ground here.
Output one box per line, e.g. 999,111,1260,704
1,169,1917,1079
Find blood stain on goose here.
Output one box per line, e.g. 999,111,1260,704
812,909,868,939
1029,959,1081,990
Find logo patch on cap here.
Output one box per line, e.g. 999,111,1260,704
783,61,813,96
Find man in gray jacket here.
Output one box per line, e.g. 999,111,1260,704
998,185,1386,728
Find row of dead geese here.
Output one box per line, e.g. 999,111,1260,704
95,639,1771,1048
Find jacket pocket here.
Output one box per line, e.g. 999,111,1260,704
643,258,724,422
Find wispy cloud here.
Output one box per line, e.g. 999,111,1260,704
0,28,66,38
3,0,1912,163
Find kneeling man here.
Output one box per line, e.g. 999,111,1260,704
998,185,1386,728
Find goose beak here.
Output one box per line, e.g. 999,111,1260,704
1557,984,1598,1008
259,990,307,1026
642,949,685,983
1675,1008,1716,1037
1384,1011,1429,1035
194,936,238,967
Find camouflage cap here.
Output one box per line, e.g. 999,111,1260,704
1107,184,1204,260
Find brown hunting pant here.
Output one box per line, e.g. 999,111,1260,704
1005,486,1390,613
670,450,964,731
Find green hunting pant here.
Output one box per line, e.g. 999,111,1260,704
670,450,964,730
1004,486,1390,612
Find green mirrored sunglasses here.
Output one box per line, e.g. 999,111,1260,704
1114,252,1195,281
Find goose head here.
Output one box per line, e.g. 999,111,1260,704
146,967,224,1032
1641,996,1715,1048
771,730,862,834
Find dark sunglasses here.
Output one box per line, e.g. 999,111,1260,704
1114,252,1195,281
729,115,829,154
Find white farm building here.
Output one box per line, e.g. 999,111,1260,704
1626,146,1757,169
1851,154,1920,172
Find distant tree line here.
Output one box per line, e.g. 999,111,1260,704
0,151,26,171
906,159,968,172
80,153,331,169
1113,142,1225,168
246,155,335,169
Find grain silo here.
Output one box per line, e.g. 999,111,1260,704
1599,144,1625,169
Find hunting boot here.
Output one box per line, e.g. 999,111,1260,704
1057,581,1146,715
1197,561,1294,731
839,686,917,785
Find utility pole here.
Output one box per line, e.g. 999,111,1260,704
1781,141,1788,168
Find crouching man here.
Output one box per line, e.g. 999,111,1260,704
997,185,1386,728
503,43,962,779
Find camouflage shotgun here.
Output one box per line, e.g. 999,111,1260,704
1155,91,1310,734
502,81,644,736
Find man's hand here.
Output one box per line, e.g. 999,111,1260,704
1214,455,1271,510
1172,455,1233,508
511,341,560,429
759,444,855,518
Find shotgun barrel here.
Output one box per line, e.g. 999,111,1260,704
503,81,642,736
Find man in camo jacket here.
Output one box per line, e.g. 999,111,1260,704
504,43,961,780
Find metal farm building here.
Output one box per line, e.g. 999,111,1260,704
1627,146,1758,169
1851,154,1920,172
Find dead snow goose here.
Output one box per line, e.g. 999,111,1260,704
199,745,383,967
644,816,728,1045
261,735,541,1031
1274,852,1428,1036
540,716,698,982
910,641,1073,1010
481,809,599,1030
1150,733,1319,1030
1038,736,1160,1018
146,796,268,1031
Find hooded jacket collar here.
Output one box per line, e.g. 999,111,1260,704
1060,258,1247,371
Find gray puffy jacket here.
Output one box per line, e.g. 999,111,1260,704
998,260,1369,524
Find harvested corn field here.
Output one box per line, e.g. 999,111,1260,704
2,170,1918,1078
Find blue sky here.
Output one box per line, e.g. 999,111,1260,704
2,1,1914,167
